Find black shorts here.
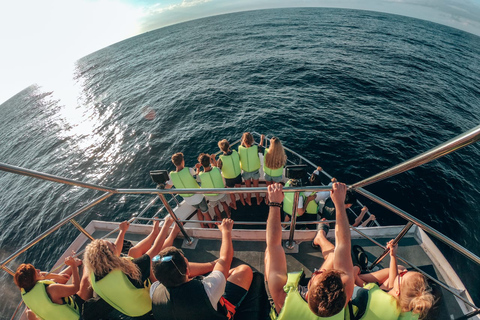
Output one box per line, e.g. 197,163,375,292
223,281,248,307
225,174,243,188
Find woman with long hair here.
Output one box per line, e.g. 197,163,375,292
83,217,179,318
262,136,287,204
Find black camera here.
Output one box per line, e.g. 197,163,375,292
150,170,169,189
285,165,308,186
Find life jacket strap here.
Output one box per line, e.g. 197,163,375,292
219,296,236,320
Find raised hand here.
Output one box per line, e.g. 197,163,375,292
64,256,77,267
387,239,398,257
119,220,130,232
330,182,347,207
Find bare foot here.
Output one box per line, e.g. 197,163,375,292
257,197,263,205
245,198,252,206
153,218,160,232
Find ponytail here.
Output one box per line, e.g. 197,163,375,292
399,272,434,319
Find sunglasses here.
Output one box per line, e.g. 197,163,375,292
311,268,324,282
305,269,324,300
152,255,185,276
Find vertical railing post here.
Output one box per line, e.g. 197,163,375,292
1,265,14,276
286,191,300,250
368,222,414,270
69,219,95,241
157,193,193,245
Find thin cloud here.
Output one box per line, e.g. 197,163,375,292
146,0,212,14
137,0,480,36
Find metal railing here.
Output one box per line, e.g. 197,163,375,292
2,125,480,319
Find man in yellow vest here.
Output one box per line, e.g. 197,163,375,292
265,182,354,318
166,152,213,228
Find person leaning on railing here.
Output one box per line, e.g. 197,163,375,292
150,218,253,320
238,132,264,205
196,152,231,220
351,240,434,320
83,218,180,319
265,182,355,319
216,138,246,209
165,152,213,228
14,255,88,320
261,136,287,205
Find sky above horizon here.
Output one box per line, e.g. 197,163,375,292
1,0,480,105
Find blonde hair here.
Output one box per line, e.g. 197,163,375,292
265,137,287,170
398,272,434,319
84,240,141,282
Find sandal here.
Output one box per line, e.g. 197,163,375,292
352,245,369,272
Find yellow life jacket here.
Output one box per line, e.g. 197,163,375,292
219,151,241,179
304,193,319,215
90,269,152,317
283,180,303,216
21,280,80,320
271,271,345,320
238,145,261,172
199,167,225,196
169,167,200,197
357,283,401,320
398,311,419,320
263,148,284,177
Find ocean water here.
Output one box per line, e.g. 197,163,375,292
1,8,480,318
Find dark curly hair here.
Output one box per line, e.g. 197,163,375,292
14,264,37,292
308,270,346,317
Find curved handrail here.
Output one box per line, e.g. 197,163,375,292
0,162,116,193
351,124,480,189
